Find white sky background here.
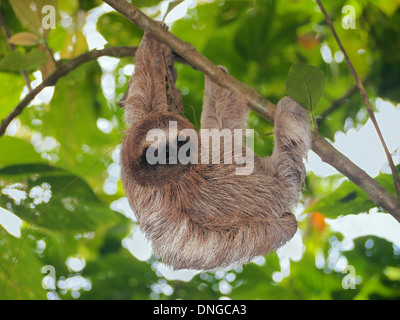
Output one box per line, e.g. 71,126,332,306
1,0,400,283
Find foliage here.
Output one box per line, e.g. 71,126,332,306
0,0,399,300
286,62,326,111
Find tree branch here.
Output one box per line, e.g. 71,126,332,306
0,46,137,136
101,0,400,221
316,0,400,198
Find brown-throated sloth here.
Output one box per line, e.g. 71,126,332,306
119,30,311,270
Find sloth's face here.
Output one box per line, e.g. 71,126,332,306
139,136,192,166
121,113,197,186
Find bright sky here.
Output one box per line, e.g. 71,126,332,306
308,99,400,178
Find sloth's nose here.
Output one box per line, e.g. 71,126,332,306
141,139,191,166
165,141,189,164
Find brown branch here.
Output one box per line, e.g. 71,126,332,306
0,46,138,136
316,0,400,198
101,0,400,221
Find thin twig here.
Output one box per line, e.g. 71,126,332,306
316,0,400,198
101,0,400,220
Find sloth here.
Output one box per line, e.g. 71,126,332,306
119,30,311,270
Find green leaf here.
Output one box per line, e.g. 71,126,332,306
288,251,345,299
60,30,88,59
375,165,400,195
9,0,42,35
345,236,400,274
305,168,400,218
97,12,143,47
58,0,78,14
8,0,57,37
131,0,163,8
0,73,26,119
53,0,99,13
42,62,101,152
233,4,275,62
80,250,158,300
46,25,69,53
304,180,374,218
79,0,102,11
0,229,47,300
285,62,326,111
0,48,48,72
232,254,283,299
0,137,44,169
0,164,120,232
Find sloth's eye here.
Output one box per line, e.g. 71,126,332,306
140,139,192,166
